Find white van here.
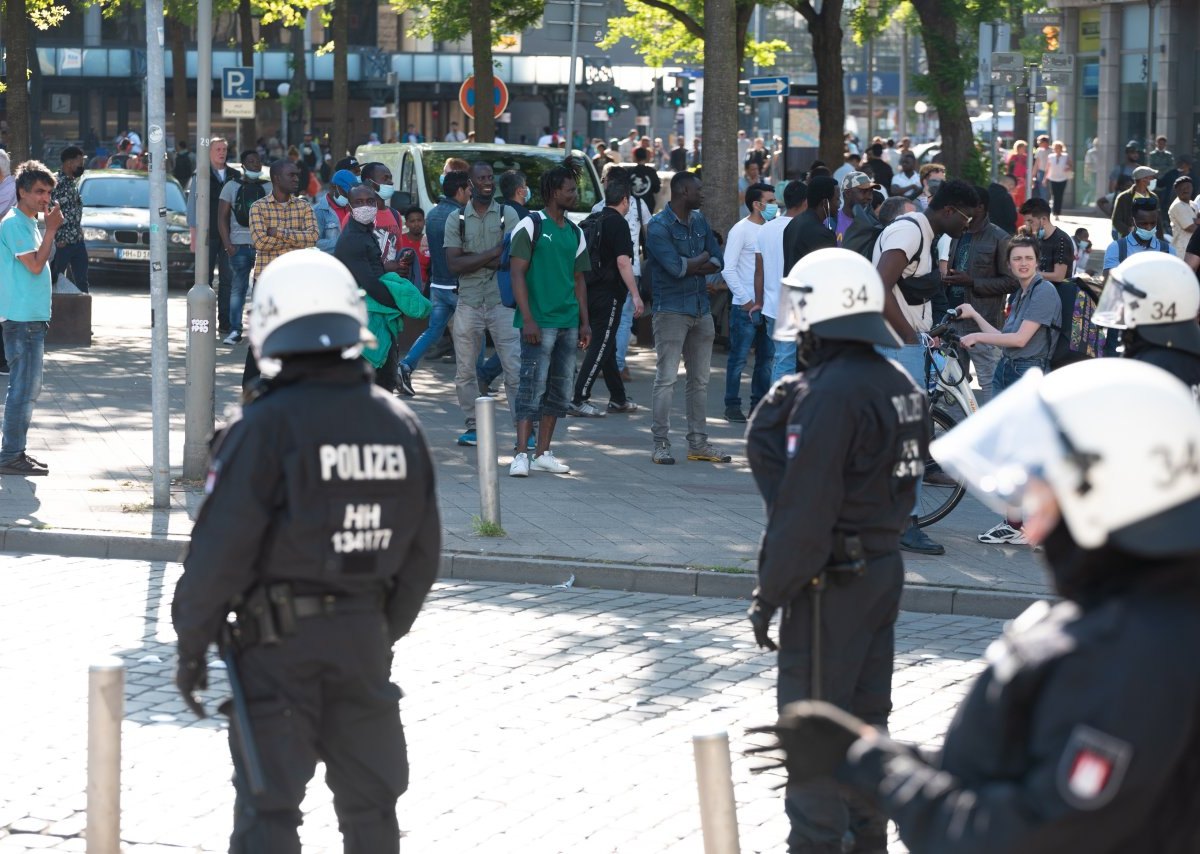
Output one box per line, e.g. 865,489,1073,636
353,142,604,223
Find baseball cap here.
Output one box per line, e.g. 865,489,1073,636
1132,166,1158,180
334,156,360,172
330,170,360,192
841,171,880,192
1125,140,1140,151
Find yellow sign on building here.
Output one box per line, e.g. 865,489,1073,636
1079,9,1101,53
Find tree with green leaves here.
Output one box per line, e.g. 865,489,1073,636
2,0,69,161
703,0,740,239
389,0,545,145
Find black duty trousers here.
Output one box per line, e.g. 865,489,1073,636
229,610,407,854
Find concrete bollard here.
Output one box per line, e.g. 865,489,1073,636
475,396,501,527
693,731,741,854
183,282,217,481
87,657,125,854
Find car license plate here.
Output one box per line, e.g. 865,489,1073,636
118,248,150,260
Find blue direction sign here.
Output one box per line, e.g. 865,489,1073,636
748,76,789,98
222,66,255,119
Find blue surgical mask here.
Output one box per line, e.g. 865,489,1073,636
763,203,779,221
334,194,348,207
1036,227,1046,240
1134,226,1157,242
377,184,396,202
524,186,532,204
242,169,262,180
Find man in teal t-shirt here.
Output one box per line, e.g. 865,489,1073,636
508,160,592,478
0,160,61,476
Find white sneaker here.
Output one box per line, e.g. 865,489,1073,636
223,330,242,345
530,451,570,474
568,401,607,417
978,521,1028,545
509,452,530,477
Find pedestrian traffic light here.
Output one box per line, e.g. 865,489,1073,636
606,101,617,117
670,85,684,108
679,77,694,107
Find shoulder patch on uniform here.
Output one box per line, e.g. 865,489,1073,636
786,426,802,458
1056,724,1133,811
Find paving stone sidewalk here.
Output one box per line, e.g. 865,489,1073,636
0,267,1072,610
0,555,1002,853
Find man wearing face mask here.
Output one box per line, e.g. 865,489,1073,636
314,169,359,253
49,146,89,293
756,358,1200,854
1018,197,1074,283
1103,197,1172,274
1111,165,1158,239
915,163,945,212
217,150,271,344
782,177,838,276
359,163,414,287
720,182,777,423
498,169,531,221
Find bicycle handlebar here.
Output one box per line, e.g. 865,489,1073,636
927,309,961,341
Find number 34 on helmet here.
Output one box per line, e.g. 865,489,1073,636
773,247,904,349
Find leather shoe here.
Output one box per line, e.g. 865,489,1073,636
900,517,944,555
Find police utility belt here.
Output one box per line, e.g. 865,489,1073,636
230,583,384,648
816,529,898,584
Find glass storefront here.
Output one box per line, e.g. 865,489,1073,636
1072,10,1100,206
1118,5,1153,151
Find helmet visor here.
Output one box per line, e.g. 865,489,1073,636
772,285,809,342
930,369,1062,514
1092,273,1139,330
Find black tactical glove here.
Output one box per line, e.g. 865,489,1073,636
176,654,209,719
747,593,778,651
748,700,870,784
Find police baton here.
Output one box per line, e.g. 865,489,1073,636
220,625,267,796
810,574,825,702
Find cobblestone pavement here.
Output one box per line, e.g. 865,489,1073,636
0,555,1003,853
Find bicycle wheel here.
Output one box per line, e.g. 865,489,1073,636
916,406,967,528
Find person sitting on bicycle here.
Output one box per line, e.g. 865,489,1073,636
955,235,1062,545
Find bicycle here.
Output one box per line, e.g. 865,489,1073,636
915,310,978,528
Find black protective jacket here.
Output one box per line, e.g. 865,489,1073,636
172,359,441,658
746,343,928,607
1127,337,1200,402
842,538,1200,854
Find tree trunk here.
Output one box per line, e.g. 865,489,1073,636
170,17,190,148
469,0,494,144
27,19,42,159
289,23,308,150
5,0,30,162
703,0,739,240
330,0,349,160
238,0,256,145
809,1,846,168
909,0,973,176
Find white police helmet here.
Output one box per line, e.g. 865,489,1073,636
248,250,375,364
1093,252,1200,355
773,247,903,348
931,359,1200,555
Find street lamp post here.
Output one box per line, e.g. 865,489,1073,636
278,82,291,151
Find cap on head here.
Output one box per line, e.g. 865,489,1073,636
334,156,360,172
841,171,881,192
331,170,361,193
1132,166,1158,180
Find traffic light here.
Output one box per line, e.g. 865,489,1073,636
606,100,617,117
653,78,665,108
670,84,684,108
680,76,693,107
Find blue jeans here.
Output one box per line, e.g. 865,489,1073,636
402,287,457,371
766,316,798,383
877,343,930,516
50,241,90,293
227,245,255,334
0,321,48,464
616,291,634,370
725,307,774,409
992,355,1045,396
516,326,579,422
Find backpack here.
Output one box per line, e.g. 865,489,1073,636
1045,277,1104,370
841,218,884,260
233,178,268,227
893,216,940,305
1115,234,1171,264
579,209,615,289
493,211,585,309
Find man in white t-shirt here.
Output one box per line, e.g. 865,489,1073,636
756,179,807,382
873,179,976,556
721,181,776,422
890,152,922,200
1168,175,1197,258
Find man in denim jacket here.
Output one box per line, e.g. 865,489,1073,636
644,171,729,465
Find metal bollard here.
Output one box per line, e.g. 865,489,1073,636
87,657,125,854
693,731,741,854
183,282,217,481
475,396,501,526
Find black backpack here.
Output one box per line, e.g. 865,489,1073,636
579,209,616,289
233,178,268,227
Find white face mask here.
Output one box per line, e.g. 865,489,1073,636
351,205,377,225
376,184,396,202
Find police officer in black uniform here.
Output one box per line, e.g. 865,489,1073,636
1093,251,1200,400
746,247,929,853
753,358,1200,853
172,250,441,854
